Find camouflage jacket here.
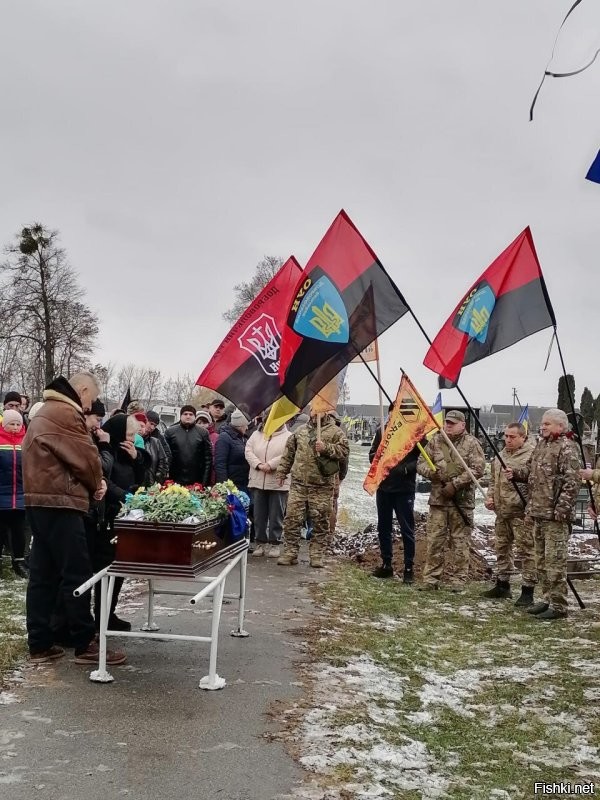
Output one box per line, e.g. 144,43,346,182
416,431,485,509
587,468,600,511
512,434,581,522
487,442,534,519
276,417,350,488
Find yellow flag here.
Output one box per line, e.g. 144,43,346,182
363,373,438,496
310,367,347,415
263,395,299,438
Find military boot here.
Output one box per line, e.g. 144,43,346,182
526,601,549,615
277,549,299,566
481,580,511,599
309,543,324,569
536,607,567,621
514,585,534,608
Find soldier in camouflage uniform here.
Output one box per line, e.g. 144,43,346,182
482,422,536,606
506,408,581,620
276,409,349,568
416,410,486,591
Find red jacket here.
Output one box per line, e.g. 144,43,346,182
0,426,26,510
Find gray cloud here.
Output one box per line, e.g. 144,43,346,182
0,1,598,409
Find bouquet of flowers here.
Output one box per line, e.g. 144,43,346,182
118,480,250,525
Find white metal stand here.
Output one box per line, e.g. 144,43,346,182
74,549,249,690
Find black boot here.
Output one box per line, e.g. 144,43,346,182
481,580,511,599
108,614,132,632
526,601,549,615
514,585,534,608
403,566,414,585
372,562,394,579
11,559,29,579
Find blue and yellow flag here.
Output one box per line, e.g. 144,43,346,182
518,404,529,435
426,393,444,440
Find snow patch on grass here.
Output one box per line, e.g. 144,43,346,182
298,656,449,799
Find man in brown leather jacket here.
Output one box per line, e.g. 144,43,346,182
24,372,125,666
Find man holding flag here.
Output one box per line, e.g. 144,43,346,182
275,406,349,568
368,402,420,584
417,411,485,592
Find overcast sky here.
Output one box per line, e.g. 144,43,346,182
1,1,598,410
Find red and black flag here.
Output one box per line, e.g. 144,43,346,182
278,210,409,408
196,257,302,418
423,227,555,385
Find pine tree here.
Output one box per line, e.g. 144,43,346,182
557,374,575,414
580,387,595,426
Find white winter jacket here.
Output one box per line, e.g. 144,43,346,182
245,427,292,491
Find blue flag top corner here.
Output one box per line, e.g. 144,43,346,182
518,404,529,434
586,150,600,184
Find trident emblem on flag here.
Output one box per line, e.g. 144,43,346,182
238,313,282,376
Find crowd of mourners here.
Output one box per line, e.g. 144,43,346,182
2,371,599,670
0,374,350,667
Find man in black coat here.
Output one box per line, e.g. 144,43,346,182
166,405,212,487
369,402,420,584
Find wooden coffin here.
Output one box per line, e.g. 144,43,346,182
111,517,247,578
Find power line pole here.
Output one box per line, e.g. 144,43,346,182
512,387,517,420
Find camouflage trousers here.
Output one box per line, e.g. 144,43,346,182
532,518,570,613
422,506,473,587
495,516,536,586
282,482,333,557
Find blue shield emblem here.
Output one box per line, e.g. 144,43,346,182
455,283,496,343
292,275,349,343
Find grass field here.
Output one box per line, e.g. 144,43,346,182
0,570,27,692
283,564,600,800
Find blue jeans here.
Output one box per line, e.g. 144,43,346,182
375,490,416,568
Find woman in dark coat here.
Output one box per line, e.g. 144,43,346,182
214,410,250,492
97,414,149,629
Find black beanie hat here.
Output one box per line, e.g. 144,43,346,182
87,399,106,417
4,391,22,405
180,405,196,416
146,410,160,425
101,413,127,445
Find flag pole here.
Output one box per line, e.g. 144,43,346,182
374,340,386,433
553,326,600,538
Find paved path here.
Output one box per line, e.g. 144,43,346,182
1,553,323,800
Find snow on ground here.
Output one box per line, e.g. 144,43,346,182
292,656,450,800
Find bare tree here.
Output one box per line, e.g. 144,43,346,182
93,362,118,405
143,369,163,409
222,255,284,325
163,374,196,406
0,224,99,386
339,378,351,407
